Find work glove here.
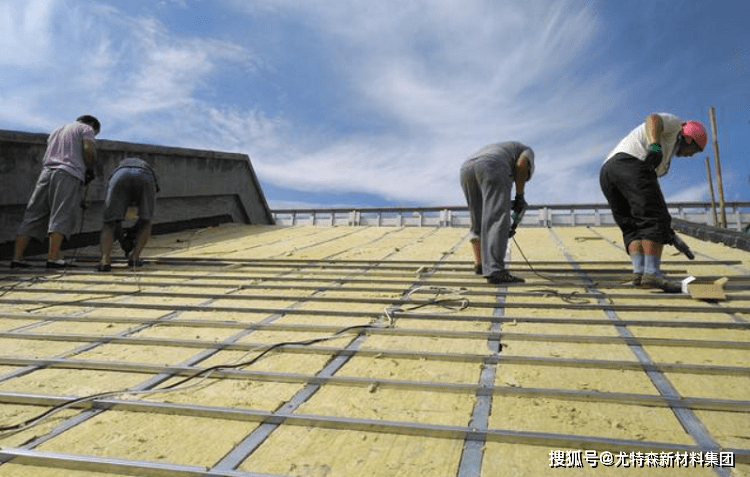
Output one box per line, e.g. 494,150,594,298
644,143,663,170
84,169,96,185
511,193,527,217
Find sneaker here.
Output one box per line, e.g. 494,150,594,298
10,260,32,269
632,273,642,286
473,263,483,275
46,259,75,269
641,274,682,293
487,272,525,284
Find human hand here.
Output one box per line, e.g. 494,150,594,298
512,193,527,216
84,169,96,185
645,143,663,170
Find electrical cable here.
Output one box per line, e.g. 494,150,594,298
511,235,603,304
0,286,469,437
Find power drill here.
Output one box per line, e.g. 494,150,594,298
670,231,695,260
509,207,526,238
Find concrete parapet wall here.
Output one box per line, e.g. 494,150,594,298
0,129,273,248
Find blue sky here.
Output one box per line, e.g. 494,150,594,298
1,0,748,209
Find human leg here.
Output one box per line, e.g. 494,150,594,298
470,239,482,274
619,165,679,292
460,161,484,274
626,240,644,285
98,222,117,270
47,232,65,262
476,159,522,283
46,170,85,266
13,170,54,265
11,236,33,267
602,157,654,285
129,220,151,265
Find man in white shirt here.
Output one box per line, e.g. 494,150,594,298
600,113,706,292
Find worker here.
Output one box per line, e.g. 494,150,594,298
11,115,100,269
460,141,534,284
97,157,159,272
600,113,707,292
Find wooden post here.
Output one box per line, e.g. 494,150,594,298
704,157,718,226
709,106,727,228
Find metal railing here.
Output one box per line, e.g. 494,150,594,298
271,201,750,231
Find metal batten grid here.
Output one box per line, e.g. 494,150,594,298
0,224,748,476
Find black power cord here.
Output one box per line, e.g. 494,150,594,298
0,287,469,436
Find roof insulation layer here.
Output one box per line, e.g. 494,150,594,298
0,223,749,477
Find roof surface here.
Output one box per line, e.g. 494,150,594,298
1,224,749,476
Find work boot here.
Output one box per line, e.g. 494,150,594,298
641,274,681,293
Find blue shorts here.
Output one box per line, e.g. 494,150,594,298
102,167,157,224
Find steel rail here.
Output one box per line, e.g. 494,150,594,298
1,395,749,464
2,310,748,331
3,328,750,360
4,293,750,314
0,227,447,472
57,254,741,266
457,262,506,476
2,353,748,390
2,314,749,346
0,448,277,477
548,228,732,477
209,227,457,472
5,271,749,295
6,270,749,291
7,276,750,300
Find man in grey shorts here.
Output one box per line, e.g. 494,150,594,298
97,157,159,272
11,115,100,269
460,141,534,284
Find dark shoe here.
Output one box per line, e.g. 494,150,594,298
632,273,643,287
128,258,145,267
473,263,483,275
96,263,112,272
46,259,75,269
119,225,138,256
641,274,682,293
487,272,525,284
10,260,32,269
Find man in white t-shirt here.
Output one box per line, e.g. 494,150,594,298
11,115,100,269
600,113,706,292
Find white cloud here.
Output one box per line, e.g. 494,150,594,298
0,1,260,131
221,0,623,204
2,0,715,207
0,0,59,67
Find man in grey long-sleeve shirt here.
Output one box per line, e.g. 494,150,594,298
460,141,534,284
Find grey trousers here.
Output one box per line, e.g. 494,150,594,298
460,156,513,277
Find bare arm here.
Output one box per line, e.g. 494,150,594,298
514,153,531,195
82,139,97,170
645,114,664,145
